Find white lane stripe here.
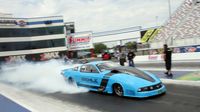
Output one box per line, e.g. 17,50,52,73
161,79,200,87
0,83,101,112
0,86,38,112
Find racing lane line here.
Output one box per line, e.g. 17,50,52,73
0,94,31,112
0,83,102,112
161,79,200,87
0,88,38,112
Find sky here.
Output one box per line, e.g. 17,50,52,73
0,0,184,32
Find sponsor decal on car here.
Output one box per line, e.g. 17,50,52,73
81,77,98,84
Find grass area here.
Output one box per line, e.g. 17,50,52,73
177,72,200,81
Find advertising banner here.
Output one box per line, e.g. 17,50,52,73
173,45,200,53
67,32,94,51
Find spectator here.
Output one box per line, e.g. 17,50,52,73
119,51,126,66
163,44,173,77
102,52,111,60
114,51,119,59
127,50,136,67
63,55,69,63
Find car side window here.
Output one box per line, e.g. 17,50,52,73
90,65,99,73
80,65,87,72
80,65,99,73
73,66,79,71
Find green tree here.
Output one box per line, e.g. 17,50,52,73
94,43,107,53
125,41,137,50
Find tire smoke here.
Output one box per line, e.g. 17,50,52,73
0,60,88,94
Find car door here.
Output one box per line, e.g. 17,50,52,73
79,64,104,90
70,66,81,82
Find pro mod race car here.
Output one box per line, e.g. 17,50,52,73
61,61,166,98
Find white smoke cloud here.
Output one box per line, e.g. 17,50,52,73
0,60,88,94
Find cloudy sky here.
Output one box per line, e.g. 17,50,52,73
0,0,184,32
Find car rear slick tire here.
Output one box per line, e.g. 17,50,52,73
65,77,77,87
113,84,124,97
68,78,73,84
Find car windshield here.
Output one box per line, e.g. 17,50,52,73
96,62,120,72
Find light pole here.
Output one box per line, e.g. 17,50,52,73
156,16,158,26
168,0,173,45
168,0,172,18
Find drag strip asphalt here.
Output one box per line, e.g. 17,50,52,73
46,84,200,112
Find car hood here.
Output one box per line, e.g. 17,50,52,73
109,66,156,83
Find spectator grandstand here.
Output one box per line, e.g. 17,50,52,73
151,0,200,48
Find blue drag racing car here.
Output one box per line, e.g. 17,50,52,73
61,61,166,98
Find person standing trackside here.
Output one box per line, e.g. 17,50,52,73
119,51,126,66
127,50,136,67
163,44,173,77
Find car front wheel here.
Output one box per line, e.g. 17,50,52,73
113,84,124,97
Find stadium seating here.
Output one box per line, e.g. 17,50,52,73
152,0,200,46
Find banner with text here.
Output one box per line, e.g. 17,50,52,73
66,32,94,50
